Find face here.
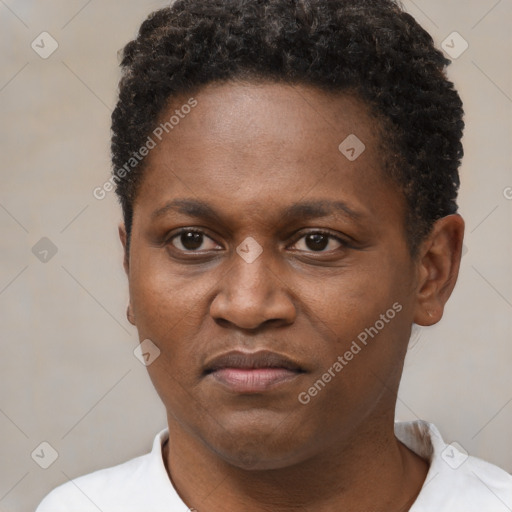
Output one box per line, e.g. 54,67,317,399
122,82,423,469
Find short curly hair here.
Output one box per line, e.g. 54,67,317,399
111,0,464,257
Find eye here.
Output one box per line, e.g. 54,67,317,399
290,231,346,253
168,229,220,252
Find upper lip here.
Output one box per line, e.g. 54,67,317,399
203,350,304,374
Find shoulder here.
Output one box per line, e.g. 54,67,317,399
397,420,512,512
444,452,512,508
35,452,151,512
420,452,512,511
35,428,183,512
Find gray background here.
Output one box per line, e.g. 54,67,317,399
0,1,511,511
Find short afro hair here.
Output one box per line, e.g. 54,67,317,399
111,0,464,257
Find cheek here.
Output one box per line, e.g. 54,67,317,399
304,259,412,393
129,254,204,333
128,255,220,387
311,261,403,338
129,265,206,412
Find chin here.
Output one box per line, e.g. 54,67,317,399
198,410,316,470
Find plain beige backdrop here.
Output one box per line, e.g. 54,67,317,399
1,1,511,511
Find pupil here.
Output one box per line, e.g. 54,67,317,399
182,231,203,250
306,233,328,251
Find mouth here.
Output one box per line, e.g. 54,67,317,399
203,350,306,393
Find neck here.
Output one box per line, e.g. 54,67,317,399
162,414,429,512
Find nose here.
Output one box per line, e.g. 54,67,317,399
209,248,297,330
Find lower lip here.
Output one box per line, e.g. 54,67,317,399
209,368,301,393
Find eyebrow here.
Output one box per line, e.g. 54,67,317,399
151,198,365,223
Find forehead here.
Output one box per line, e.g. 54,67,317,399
152,81,381,165
134,81,403,225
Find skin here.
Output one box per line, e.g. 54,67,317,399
119,81,465,511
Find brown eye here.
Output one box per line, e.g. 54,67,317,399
305,233,329,251
292,231,344,253
169,230,219,252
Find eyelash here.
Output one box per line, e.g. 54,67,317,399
166,228,350,255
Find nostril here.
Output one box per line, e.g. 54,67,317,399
214,318,230,328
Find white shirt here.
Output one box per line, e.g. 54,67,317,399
36,420,512,512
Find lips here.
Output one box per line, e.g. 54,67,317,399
203,350,305,393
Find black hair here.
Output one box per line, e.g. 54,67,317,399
111,0,464,257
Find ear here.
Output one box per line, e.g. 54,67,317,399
118,223,136,326
413,214,465,326
118,222,129,276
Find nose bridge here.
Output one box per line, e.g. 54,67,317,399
227,243,276,307
210,239,296,329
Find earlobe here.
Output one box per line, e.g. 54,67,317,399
126,304,136,325
413,214,465,327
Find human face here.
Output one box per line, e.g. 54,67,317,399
122,81,419,469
